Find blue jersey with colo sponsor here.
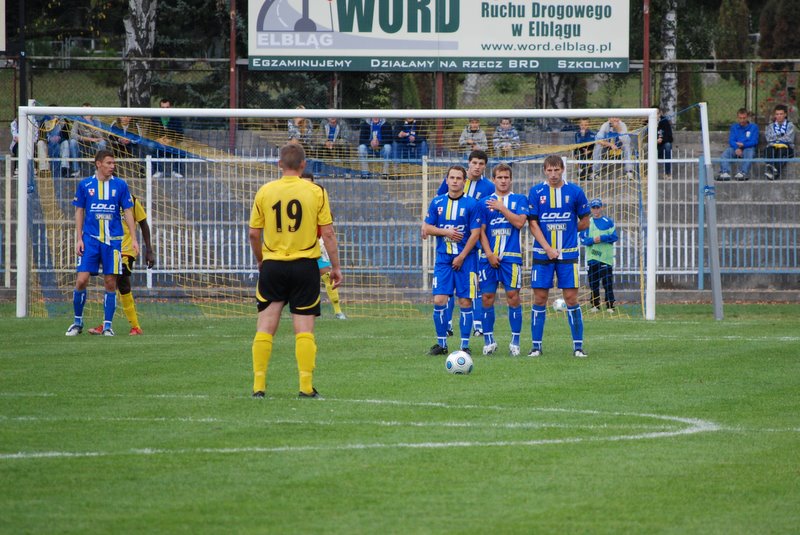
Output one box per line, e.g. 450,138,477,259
72,175,134,245
425,193,482,262
479,192,529,264
437,176,496,200
527,182,589,262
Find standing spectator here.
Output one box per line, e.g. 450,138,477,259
493,118,521,158
591,117,633,180
580,198,618,313
65,150,138,337
527,155,590,358
394,117,428,159
9,117,19,174
149,98,184,179
718,108,758,181
657,110,674,180
574,118,595,181
423,165,482,356
459,118,488,153
477,163,529,356
763,104,795,181
357,117,393,178
248,144,342,399
69,104,108,177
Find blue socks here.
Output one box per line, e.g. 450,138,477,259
567,304,584,350
530,304,546,350
72,289,87,326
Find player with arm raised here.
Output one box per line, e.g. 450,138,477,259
248,143,342,398
88,194,155,336
478,163,529,356
65,150,139,337
527,155,590,358
423,165,482,356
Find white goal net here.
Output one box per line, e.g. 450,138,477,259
14,105,659,320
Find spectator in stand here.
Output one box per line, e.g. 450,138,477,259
763,104,795,181
357,117,393,178
394,117,428,160
288,105,314,147
657,109,674,180
718,108,758,182
69,103,108,177
317,117,350,177
459,118,488,153
493,118,520,158
149,98,184,179
591,117,634,180
574,118,595,181
9,117,19,175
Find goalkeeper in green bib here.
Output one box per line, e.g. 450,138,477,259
579,198,618,312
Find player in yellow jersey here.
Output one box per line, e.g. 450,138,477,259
88,194,155,336
248,143,343,399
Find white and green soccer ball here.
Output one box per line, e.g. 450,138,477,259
445,350,473,375
552,298,567,312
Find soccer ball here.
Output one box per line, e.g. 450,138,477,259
445,350,474,375
552,298,567,312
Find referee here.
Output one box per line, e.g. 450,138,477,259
248,143,342,398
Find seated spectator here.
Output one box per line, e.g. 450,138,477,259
763,104,795,181
288,105,314,146
69,103,108,177
493,118,520,158
36,110,71,178
718,108,758,182
317,117,349,159
9,117,19,174
459,118,488,153
574,118,595,181
591,117,633,180
393,117,428,160
148,98,184,179
357,117,393,178
110,116,143,158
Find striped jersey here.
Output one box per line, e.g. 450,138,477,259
72,175,134,245
527,181,589,262
425,193,482,262
437,176,496,200
478,192,529,264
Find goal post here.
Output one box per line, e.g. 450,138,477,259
15,105,659,320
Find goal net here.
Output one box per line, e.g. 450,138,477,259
15,105,658,321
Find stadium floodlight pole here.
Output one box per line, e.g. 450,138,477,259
699,102,724,320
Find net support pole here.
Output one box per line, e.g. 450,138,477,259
16,107,31,317
645,108,658,320
421,155,429,292
699,102,724,320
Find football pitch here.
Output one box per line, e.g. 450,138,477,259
1,304,798,533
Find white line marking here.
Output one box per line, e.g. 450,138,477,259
0,397,723,461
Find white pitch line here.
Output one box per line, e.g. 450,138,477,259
0,401,722,461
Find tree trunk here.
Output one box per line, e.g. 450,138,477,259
120,0,157,107
461,73,480,107
658,0,678,116
541,73,576,109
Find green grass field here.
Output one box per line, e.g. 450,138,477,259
1,304,798,534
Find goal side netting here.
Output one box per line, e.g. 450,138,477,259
15,106,658,321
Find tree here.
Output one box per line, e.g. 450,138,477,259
716,0,751,81
758,0,800,59
120,0,157,107
658,0,678,116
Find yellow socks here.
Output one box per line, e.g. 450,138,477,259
295,332,317,395
252,332,273,393
119,291,140,329
321,272,342,315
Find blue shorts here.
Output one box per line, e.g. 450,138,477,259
432,255,477,299
478,259,522,294
76,236,123,276
531,261,579,289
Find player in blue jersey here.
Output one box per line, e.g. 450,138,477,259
423,165,482,356
527,155,591,358
65,150,139,337
435,149,495,337
477,163,529,356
